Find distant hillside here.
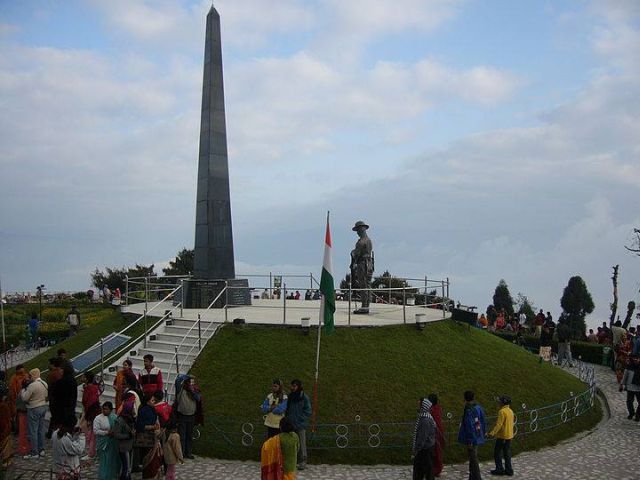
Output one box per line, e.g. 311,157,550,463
190,320,601,464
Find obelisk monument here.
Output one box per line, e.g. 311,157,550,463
187,6,249,308
194,5,235,280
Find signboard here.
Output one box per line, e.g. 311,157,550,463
184,279,252,308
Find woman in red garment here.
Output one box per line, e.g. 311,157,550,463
428,393,445,477
81,371,101,458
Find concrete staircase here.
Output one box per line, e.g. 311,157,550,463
76,314,222,409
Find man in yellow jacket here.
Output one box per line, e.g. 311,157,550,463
487,395,514,476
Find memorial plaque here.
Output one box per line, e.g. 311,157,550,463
182,278,251,309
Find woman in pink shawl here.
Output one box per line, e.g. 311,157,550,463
428,393,445,477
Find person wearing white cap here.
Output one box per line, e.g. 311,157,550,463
412,397,437,480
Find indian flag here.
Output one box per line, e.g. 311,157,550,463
320,213,336,333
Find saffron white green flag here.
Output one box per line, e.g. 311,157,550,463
320,214,336,333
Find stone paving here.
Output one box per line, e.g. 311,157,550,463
7,364,638,479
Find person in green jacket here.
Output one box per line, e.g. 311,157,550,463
284,379,311,470
278,417,299,479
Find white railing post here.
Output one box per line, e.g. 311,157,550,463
100,337,104,378
442,280,446,318
348,280,352,326
283,283,287,324
403,286,406,324
180,279,184,317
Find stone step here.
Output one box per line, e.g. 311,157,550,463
162,325,217,338
147,338,204,352
169,318,218,329
135,347,199,363
153,333,201,345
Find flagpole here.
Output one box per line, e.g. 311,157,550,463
312,211,329,432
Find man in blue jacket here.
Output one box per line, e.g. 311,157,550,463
458,390,486,480
285,379,312,470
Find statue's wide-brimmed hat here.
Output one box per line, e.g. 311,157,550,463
352,220,369,231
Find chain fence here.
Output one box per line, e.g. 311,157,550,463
204,362,597,451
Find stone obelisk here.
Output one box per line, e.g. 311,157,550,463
187,6,249,308
193,5,235,280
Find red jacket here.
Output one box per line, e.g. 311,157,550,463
138,367,163,397
154,401,173,425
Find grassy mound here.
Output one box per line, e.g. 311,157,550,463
3,304,133,373
190,320,601,464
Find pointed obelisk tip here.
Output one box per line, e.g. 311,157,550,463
208,2,219,17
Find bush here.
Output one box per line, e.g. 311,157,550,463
491,331,605,364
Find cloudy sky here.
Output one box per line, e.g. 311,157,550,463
1,0,639,328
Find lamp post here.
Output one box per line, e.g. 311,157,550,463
36,284,45,322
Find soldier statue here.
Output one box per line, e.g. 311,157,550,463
350,220,374,314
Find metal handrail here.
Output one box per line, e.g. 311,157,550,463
127,274,192,281
164,285,229,398
74,304,181,381
60,283,183,379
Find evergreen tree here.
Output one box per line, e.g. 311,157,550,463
162,248,194,276
515,293,535,324
91,264,156,292
492,279,514,315
560,276,594,339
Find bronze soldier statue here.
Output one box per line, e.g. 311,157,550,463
350,220,374,314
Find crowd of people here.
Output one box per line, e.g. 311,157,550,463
260,289,322,301
257,379,516,480
260,378,311,478
0,352,203,480
610,320,640,422
411,390,515,480
477,307,557,336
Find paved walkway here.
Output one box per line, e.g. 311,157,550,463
122,298,451,327
7,364,638,479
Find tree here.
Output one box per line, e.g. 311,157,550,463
622,301,636,329
91,264,156,292
515,293,535,324
625,228,640,256
560,276,594,339
492,279,514,316
162,248,194,276
339,273,351,291
609,265,619,327
371,270,411,290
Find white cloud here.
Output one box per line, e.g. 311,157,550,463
89,0,315,50
590,0,640,74
317,0,462,62
226,54,519,164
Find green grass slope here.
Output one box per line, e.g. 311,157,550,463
4,305,136,373
190,320,601,465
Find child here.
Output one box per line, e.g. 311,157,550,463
112,403,136,480
162,422,183,480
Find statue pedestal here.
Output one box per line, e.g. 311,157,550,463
182,278,251,309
